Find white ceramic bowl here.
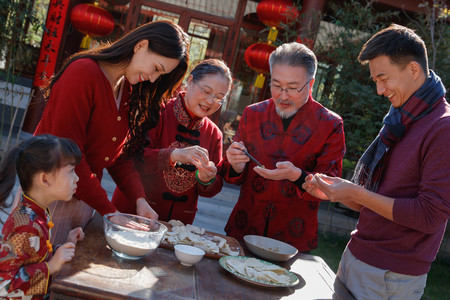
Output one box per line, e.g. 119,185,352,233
244,235,298,261
174,244,205,266
103,213,167,260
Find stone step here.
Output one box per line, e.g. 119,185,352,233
194,198,233,232
191,184,239,235
197,194,235,216
192,212,227,235
216,183,241,202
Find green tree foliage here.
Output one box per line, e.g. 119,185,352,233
0,0,41,156
405,0,449,92
313,1,398,175
0,0,40,80
272,1,447,176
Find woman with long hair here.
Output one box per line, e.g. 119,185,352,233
32,20,189,244
112,59,232,225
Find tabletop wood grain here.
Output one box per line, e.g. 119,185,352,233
49,213,343,300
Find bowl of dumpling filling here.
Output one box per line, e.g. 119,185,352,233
243,235,298,262
103,213,167,260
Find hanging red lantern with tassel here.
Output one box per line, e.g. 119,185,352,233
244,43,276,89
257,0,299,28
244,0,299,89
70,3,115,49
256,0,299,43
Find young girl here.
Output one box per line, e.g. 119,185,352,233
0,135,84,299
112,59,232,224
31,20,190,245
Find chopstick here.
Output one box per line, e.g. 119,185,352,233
227,137,265,168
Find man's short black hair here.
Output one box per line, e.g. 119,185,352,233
358,24,429,75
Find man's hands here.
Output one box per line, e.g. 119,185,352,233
254,161,302,181
302,174,364,212
302,174,353,202
226,141,250,173
227,141,302,182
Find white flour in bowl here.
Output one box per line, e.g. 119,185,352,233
105,229,159,257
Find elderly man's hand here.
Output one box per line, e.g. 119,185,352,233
226,141,250,173
253,161,301,181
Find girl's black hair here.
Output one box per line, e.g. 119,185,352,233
0,134,82,207
44,20,190,159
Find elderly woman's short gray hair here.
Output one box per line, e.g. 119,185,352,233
269,42,317,80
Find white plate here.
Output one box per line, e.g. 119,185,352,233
219,256,299,288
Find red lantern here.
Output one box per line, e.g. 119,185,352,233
70,3,115,48
256,0,300,29
244,43,275,74
244,43,276,88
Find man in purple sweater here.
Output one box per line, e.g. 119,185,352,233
303,24,449,299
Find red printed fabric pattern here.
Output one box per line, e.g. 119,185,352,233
0,195,51,299
111,93,224,224
222,96,345,252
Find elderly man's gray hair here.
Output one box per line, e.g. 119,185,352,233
268,42,317,80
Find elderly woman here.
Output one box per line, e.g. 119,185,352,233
112,59,232,224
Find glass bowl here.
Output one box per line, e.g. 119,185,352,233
103,213,167,260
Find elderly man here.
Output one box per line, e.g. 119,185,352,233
222,42,345,253
303,24,450,299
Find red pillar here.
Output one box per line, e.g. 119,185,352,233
22,0,72,133
296,0,326,49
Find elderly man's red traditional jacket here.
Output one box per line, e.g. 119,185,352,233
222,96,345,252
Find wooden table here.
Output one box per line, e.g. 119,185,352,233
50,214,342,300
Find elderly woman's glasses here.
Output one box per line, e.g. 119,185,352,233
269,80,310,97
195,81,226,105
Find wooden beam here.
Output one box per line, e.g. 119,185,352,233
224,0,247,66
125,0,141,32
139,0,236,27
374,0,427,13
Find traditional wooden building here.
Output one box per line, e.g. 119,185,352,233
6,0,428,138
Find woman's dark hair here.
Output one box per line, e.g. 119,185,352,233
358,24,429,75
190,59,232,92
44,20,190,158
0,134,82,206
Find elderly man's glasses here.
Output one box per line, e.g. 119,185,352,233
195,81,226,105
269,80,311,97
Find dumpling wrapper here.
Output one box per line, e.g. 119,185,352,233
225,257,291,285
